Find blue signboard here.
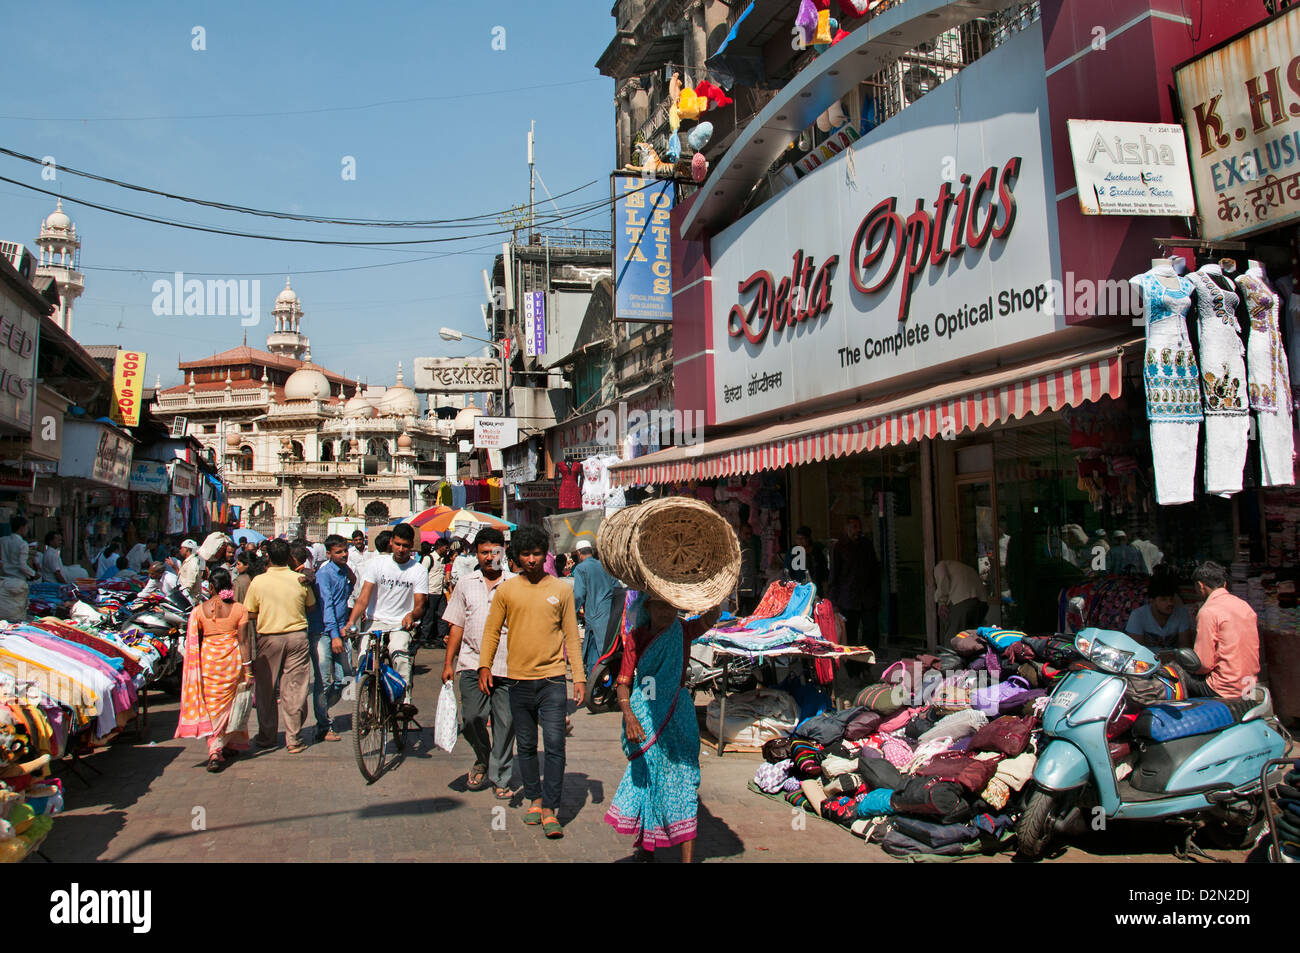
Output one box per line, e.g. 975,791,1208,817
613,174,674,323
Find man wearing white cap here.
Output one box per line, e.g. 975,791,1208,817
572,539,617,677
177,538,204,606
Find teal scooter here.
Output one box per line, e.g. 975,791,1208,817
1018,627,1289,859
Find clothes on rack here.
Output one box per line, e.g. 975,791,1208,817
1188,267,1249,497
1237,271,1296,487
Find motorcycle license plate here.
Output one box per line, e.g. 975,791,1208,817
1051,690,1078,708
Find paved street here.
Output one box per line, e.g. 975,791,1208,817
37,644,1255,864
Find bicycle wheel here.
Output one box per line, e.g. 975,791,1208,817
353,667,387,783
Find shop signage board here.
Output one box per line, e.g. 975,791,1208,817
1174,5,1300,241
472,416,518,450
502,437,539,487
612,174,674,324
109,349,147,427
523,291,546,357
1065,120,1196,216
795,124,861,175
168,460,198,496
0,467,33,491
0,296,38,434
28,389,65,461
412,357,503,393
515,481,557,501
708,25,1064,425
57,419,134,489
129,459,169,494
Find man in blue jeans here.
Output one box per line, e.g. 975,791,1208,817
296,537,353,742
479,525,584,838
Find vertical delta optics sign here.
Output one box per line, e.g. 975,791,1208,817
612,173,673,323
523,291,546,357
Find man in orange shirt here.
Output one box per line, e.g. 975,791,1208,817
1188,561,1260,699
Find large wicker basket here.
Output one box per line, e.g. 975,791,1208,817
596,496,740,612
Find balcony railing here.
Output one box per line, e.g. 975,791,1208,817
154,389,268,410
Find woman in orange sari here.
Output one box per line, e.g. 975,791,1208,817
175,569,252,771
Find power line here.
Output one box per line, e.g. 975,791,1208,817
0,173,620,247
0,145,601,227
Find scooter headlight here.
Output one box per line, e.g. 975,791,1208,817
1075,634,1092,658
1088,641,1133,674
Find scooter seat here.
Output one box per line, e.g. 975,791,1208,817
1132,698,1244,743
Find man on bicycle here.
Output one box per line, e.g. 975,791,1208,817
345,522,428,716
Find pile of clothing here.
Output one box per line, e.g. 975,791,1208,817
749,625,1075,860
1271,763,1300,863
696,582,867,678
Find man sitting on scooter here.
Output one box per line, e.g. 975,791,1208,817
1186,561,1260,700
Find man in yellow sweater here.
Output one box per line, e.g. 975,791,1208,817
479,525,585,839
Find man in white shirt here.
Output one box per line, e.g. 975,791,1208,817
125,537,153,572
419,537,451,647
40,531,70,585
449,538,478,590
0,516,38,586
177,538,203,606
345,523,428,714
934,559,988,642
140,562,181,601
346,530,370,607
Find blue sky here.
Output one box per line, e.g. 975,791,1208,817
0,0,615,390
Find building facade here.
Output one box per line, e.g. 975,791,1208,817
152,280,458,539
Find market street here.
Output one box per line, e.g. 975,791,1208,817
41,645,1249,865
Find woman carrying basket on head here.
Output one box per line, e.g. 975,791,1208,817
604,592,721,862
175,568,254,772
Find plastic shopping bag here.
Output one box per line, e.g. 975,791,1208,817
434,680,459,753
227,683,254,735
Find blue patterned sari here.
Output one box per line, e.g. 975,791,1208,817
604,617,700,851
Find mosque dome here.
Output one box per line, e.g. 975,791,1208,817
374,362,418,416
225,431,242,449
43,201,73,231
396,432,413,450
453,406,483,432
275,277,298,305
344,389,375,417
283,362,330,401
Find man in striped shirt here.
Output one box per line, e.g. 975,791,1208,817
442,528,515,798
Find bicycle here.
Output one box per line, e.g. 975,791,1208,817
350,628,418,783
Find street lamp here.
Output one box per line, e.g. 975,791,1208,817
440,327,509,523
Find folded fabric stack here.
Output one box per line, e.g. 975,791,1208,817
748,624,1074,860
697,581,863,665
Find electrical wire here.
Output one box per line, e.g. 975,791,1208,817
0,145,601,227
1,173,625,247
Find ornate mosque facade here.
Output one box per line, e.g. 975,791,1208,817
152,279,464,538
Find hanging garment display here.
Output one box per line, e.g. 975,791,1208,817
555,461,581,509
581,454,612,511
1237,269,1296,487
1135,268,1202,505
1187,267,1249,497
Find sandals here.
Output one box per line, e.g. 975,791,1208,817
493,785,512,800
542,815,564,838
467,763,489,791
523,806,544,825
205,755,224,773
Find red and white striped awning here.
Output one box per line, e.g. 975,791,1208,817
611,340,1133,486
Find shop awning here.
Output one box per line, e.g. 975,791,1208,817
610,340,1137,486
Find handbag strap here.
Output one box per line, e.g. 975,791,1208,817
627,630,687,762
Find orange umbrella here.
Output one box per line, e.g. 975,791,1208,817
421,508,515,535
406,505,454,528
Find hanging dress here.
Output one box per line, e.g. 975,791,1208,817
1187,269,1248,496
1237,272,1296,487
1138,272,1202,505
555,460,582,510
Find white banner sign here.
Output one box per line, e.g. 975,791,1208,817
1066,119,1196,216
473,416,519,450
412,357,503,393
709,25,1063,425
